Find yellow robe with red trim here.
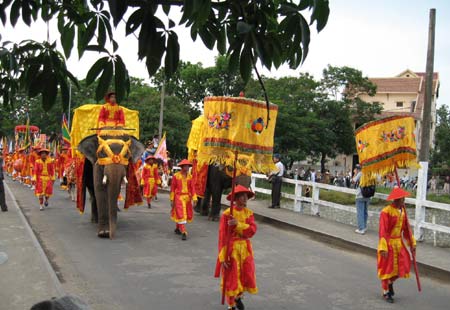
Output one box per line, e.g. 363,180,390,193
97,102,125,127
215,206,258,297
170,171,197,223
141,163,161,198
33,158,55,197
377,204,416,280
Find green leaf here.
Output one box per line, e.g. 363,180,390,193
97,19,106,47
95,59,113,102
239,45,252,83
228,45,241,74
180,0,194,25
61,25,75,58
112,39,118,52
59,77,70,111
162,5,170,15
164,32,180,78
21,0,32,26
83,17,98,46
145,34,165,76
114,55,127,102
299,15,310,64
85,45,109,53
28,71,44,97
236,21,252,35
107,0,128,26
126,8,144,35
198,27,215,50
10,0,21,26
217,27,226,55
86,56,109,85
310,0,330,32
42,73,58,111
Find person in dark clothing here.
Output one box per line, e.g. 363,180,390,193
0,149,8,212
268,154,284,209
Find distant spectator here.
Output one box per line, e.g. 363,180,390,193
0,149,7,212
428,176,437,192
268,154,284,209
443,176,450,194
299,167,306,180
310,169,316,183
353,164,370,235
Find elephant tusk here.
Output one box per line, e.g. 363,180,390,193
123,176,128,184
102,175,107,185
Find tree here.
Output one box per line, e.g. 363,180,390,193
0,0,330,111
431,105,450,169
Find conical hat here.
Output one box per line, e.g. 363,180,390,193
226,185,255,201
387,187,410,201
178,159,192,166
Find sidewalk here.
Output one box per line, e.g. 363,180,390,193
0,182,63,310
244,197,450,282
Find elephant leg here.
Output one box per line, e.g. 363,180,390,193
87,185,98,223
93,164,108,236
201,188,211,216
209,185,222,220
194,197,202,214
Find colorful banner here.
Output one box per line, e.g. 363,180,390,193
62,113,71,148
355,115,419,186
154,132,168,163
196,96,278,173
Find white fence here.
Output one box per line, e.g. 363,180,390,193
251,173,450,241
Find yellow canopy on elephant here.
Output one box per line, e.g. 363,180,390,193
70,104,140,156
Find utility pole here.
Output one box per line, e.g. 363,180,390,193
416,8,436,241
158,81,165,140
419,8,436,161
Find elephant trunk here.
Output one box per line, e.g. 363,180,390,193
104,164,126,239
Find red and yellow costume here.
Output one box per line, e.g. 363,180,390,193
141,161,161,201
57,150,69,180
33,157,55,197
170,163,197,234
377,204,416,289
97,102,125,128
215,186,258,308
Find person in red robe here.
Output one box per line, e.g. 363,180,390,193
33,148,55,210
215,185,258,310
97,92,125,128
140,155,161,208
170,159,197,240
378,187,416,303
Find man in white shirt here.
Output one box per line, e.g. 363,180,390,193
269,154,284,209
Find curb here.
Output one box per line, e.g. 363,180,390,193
5,182,65,297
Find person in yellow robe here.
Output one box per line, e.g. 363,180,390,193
215,185,258,310
140,155,161,208
377,187,416,303
33,149,56,210
170,159,197,240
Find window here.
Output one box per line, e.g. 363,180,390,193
396,101,404,107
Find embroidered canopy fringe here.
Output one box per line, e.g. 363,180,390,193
193,96,278,174
355,115,419,186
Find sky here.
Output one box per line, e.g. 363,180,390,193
1,0,449,107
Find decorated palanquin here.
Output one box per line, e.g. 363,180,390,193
355,115,419,186
193,96,278,174
70,104,141,213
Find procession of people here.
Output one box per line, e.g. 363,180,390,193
0,92,422,309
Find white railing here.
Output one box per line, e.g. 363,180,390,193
251,173,450,241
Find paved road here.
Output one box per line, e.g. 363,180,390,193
5,178,450,310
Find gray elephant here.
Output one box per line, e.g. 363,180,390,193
78,132,145,239
197,165,251,221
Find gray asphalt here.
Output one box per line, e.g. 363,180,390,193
5,178,450,310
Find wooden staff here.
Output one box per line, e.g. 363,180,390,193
221,150,239,305
393,166,422,292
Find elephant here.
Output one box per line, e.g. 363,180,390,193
77,132,145,239
197,164,251,221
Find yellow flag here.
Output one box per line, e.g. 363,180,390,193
355,115,419,186
196,96,278,173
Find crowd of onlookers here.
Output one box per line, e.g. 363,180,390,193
286,165,450,194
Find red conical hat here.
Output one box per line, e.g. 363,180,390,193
38,148,50,154
145,155,156,161
387,187,410,201
226,185,255,201
178,159,192,166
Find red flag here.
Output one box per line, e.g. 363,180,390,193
154,132,168,163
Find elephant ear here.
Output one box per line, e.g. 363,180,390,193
130,137,145,163
77,134,98,164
